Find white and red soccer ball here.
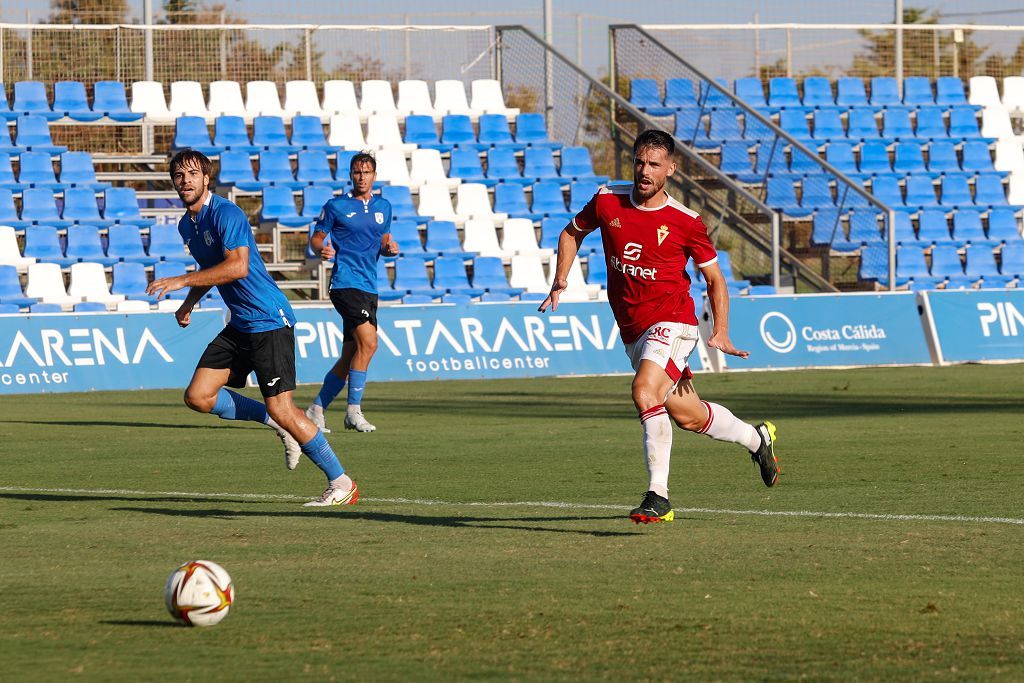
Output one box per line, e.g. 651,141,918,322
164,560,234,627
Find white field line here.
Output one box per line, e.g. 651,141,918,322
2,485,1023,526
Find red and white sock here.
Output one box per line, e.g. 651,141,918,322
639,404,672,498
697,401,761,452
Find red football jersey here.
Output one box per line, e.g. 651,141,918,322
572,185,718,343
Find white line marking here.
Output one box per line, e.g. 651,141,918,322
1,485,1022,526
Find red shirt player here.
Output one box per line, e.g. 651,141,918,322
540,130,779,524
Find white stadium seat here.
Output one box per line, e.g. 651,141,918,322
365,114,416,154
169,80,210,119
68,262,125,305
322,80,360,117
416,182,460,223
455,183,507,223
502,218,554,260
462,218,504,259
26,262,79,305
130,81,174,123
360,80,398,118
374,148,412,187
981,107,1015,140
245,81,285,118
207,80,247,118
397,80,437,119
0,226,35,271
284,80,326,119
509,254,549,294
410,149,460,190
994,139,1024,174
116,299,152,312
470,79,520,118
433,79,482,120
1003,76,1024,116
969,76,1003,109
328,113,367,151
156,297,182,311
556,254,601,299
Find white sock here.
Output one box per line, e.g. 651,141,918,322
698,401,761,452
640,405,672,498
331,473,354,490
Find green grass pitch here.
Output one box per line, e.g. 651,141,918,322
1,364,1023,681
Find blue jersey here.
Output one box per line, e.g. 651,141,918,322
312,192,392,293
178,193,296,333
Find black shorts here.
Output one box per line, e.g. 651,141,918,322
197,324,297,398
329,288,378,340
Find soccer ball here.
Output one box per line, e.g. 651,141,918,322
164,560,235,627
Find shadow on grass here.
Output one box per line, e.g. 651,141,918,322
0,492,280,505
100,620,181,628
0,419,251,430
113,506,641,538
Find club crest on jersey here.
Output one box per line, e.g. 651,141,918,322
374,212,384,224
203,230,214,246
609,217,621,228
657,224,670,246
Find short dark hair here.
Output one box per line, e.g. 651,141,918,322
633,129,675,157
169,149,212,180
350,152,377,173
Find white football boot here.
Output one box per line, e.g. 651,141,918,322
344,406,376,433
305,403,331,433
266,417,302,470
303,476,359,507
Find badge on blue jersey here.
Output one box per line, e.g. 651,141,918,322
374,212,384,224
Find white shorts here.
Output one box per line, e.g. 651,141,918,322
624,322,699,384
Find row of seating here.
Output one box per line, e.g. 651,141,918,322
812,208,1023,251
858,243,1024,286
0,224,192,270
0,187,153,229
0,151,108,192
0,261,202,308
175,112,563,157
218,147,605,193
0,115,68,155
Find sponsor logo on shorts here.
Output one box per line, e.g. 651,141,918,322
361,309,370,318
266,377,281,387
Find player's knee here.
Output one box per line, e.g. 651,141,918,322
265,401,295,427
630,382,660,412
673,413,706,432
183,388,214,413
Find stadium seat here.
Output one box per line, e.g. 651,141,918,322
585,252,607,287
951,210,994,249
388,219,431,260
379,185,424,225
1002,75,1024,115
68,261,124,304
630,78,674,117
0,188,22,227
19,188,65,227
284,80,325,119
322,80,359,117
484,147,526,186
59,151,110,191
1001,242,1024,276
524,148,560,184
296,150,346,190
790,146,825,176
981,108,1013,140
397,80,437,119
23,225,73,267
245,81,285,118
253,115,298,152
404,114,449,153
299,185,334,221
509,254,550,296
0,263,34,307
869,77,911,112
913,209,949,246
803,76,841,111
847,109,882,142
446,148,490,187
417,182,459,223
938,175,972,209
111,261,157,303
14,81,60,121
1006,174,1024,206
290,115,336,152
514,113,561,149
708,110,743,145
867,175,904,210
130,80,174,123
857,141,896,180
433,79,480,120
26,262,79,305
478,113,524,151
64,224,115,266
392,257,438,297
53,81,102,122
14,115,67,155
502,217,553,260
674,109,711,148
151,261,191,299
903,175,940,209
217,151,262,192
107,224,159,266
438,114,481,151
697,78,735,110
914,107,948,140
425,220,471,259
765,177,812,217
968,75,1001,108
373,260,400,301
847,208,882,245
168,81,209,119
93,81,144,122
433,255,484,297
455,182,506,223
559,146,608,183
72,300,108,312
779,110,812,142
531,181,572,220
471,256,522,296
207,80,247,118
172,116,221,156
259,186,305,227
993,139,1024,175
494,184,541,221
768,77,808,112
824,141,866,182
554,254,600,300
891,211,919,247
720,140,754,180
0,153,26,191
962,140,998,176
360,80,398,118
858,243,889,281
810,109,844,142
925,140,964,178
327,113,367,152
986,208,1022,243
836,77,870,108
366,114,416,153
147,225,194,265
948,106,984,141
410,149,460,190
103,187,155,227
811,208,845,247
936,77,970,107
471,79,520,118
664,78,698,110
257,150,303,189
462,219,503,258
18,151,66,190
569,181,599,213
881,109,914,142
0,224,34,271
975,173,1010,208
539,217,566,250
733,77,770,111
930,244,965,278
896,245,930,280
892,142,932,178
902,76,939,110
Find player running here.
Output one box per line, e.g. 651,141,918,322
540,129,778,524
305,152,399,434
147,150,358,507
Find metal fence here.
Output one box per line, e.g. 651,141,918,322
610,24,897,291
496,24,837,294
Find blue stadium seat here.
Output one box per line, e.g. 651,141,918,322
824,141,863,180
975,173,1010,208
708,110,744,145
18,151,66,190
217,151,262,192
0,188,24,227
569,181,599,212
154,261,190,299
847,208,883,245
524,147,560,183
986,208,1022,244
0,83,15,122
779,110,813,142
486,147,529,186
299,185,334,221
926,140,966,178
939,175,973,208
970,248,1013,286
674,109,712,149
935,77,971,107
0,121,18,154
479,291,512,302
441,114,483,151
103,187,155,227
952,210,995,249
392,257,438,298
768,77,809,112
559,146,608,183
914,107,948,140
23,225,75,267
799,174,834,209
257,149,304,190
743,145,786,183
1001,242,1024,276
147,225,194,265
811,109,844,142
381,185,428,224
59,151,110,191
720,140,754,179
948,107,985,141
478,113,525,152
811,208,846,248
766,177,812,217
907,275,947,291
0,302,22,313
13,81,60,121
493,183,540,221
881,109,914,142
425,220,471,258
295,150,346,190
21,188,69,227
514,113,562,149
539,217,565,250
896,245,930,279
433,255,484,296
30,302,64,313
291,115,336,152
742,114,776,145
586,252,607,287
630,78,675,117
471,256,522,296
389,219,432,259
212,115,258,154
252,115,299,152
0,264,35,307
902,76,939,110
869,176,906,210
376,260,402,301
107,224,160,266
699,78,736,111
401,294,434,305
664,78,698,110
53,81,102,122
441,293,472,305
404,114,450,153
0,154,24,191
847,109,882,142
930,244,964,277
15,115,67,154
891,210,917,245
869,77,911,112
531,180,572,219
65,224,117,266
172,116,221,157
259,186,305,227
904,175,940,209
111,262,157,303
858,141,897,179
93,81,144,122
892,142,934,179
836,77,871,109
802,77,842,111
916,209,953,246
734,77,771,111
449,148,492,186
961,140,999,175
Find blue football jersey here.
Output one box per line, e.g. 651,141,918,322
178,193,295,333
312,192,392,293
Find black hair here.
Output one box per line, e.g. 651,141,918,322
169,149,212,180
350,151,377,172
633,129,675,157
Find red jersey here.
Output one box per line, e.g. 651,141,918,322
572,185,718,344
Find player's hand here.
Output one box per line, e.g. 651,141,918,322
320,244,335,261
383,238,399,256
147,275,187,301
707,332,750,359
538,278,568,312
175,302,193,328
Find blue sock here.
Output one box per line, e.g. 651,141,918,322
301,430,344,481
314,371,346,409
347,370,367,406
210,388,269,424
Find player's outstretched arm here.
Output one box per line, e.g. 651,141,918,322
539,225,585,312
700,262,750,359
173,285,212,328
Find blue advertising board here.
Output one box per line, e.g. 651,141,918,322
0,309,223,394
724,293,932,369
923,289,1024,363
